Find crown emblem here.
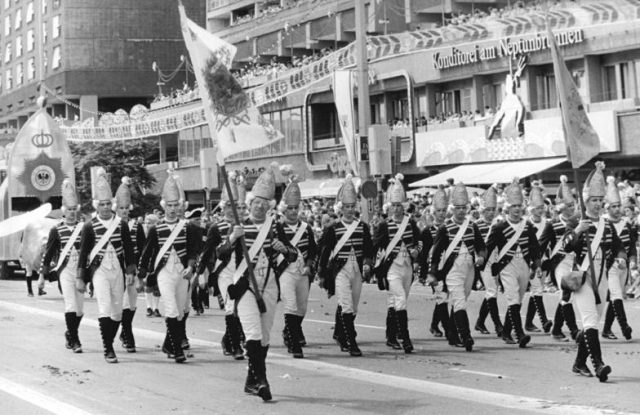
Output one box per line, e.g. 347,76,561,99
31,130,54,148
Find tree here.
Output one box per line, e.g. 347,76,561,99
69,139,160,217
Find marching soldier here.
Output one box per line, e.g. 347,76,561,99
486,177,541,348
562,162,624,382
41,179,85,353
373,174,424,353
539,176,580,341
524,181,553,333
473,185,504,337
221,165,296,401
427,182,487,352
602,176,634,340
318,175,374,357
138,171,201,363
278,169,318,358
77,168,136,363
115,177,143,353
196,171,246,360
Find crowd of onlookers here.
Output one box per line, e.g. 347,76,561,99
389,106,497,132
151,84,200,110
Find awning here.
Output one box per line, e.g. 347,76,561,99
409,157,566,187
298,177,362,199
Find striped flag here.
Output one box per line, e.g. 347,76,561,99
178,3,283,166
547,24,600,168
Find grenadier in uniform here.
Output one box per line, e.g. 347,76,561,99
222,165,296,401
602,176,634,341
562,162,625,382
524,181,553,333
138,172,201,363
41,179,85,353
319,175,374,357
486,177,541,348
196,171,246,360
278,169,318,359
539,175,580,341
141,214,161,317
473,185,504,337
77,168,136,363
373,174,425,353
114,177,143,353
425,185,453,342
427,182,487,352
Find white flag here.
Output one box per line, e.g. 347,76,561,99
333,70,359,176
178,3,283,166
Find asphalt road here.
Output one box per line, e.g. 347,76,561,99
1,279,639,415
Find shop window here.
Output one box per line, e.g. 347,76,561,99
603,65,617,101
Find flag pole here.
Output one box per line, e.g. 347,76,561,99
571,168,601,305
220,164,267,313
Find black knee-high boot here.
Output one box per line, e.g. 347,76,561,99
525,297,540,332
551,303,566,340
26,275,34,296
429,304,443,336
487,297,504,337
386,307,401,349
342,312,362,356
222,315,234,356
561,303,579,340
533,295,552,333
584,328,611,382
602,302,617,339
284,314,303,358
64,312,75,350
166,318,186,363
509,304,531,348
502,308,515,344
396,309,413,353
119,308,136,352
180,312,190,350
98,317,118,363
612,299,632,340
298,315,307,347
446,305,462,346
244,340,271,400
73,314,83,353
572,331,592,377
454,310,474,352
475,299,490,334
334,305,347,351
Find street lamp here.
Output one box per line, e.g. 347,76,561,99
152,61,165,96
180,54,189,87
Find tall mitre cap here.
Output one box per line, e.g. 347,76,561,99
338,174,358,205
388,173,406,203
605,176,621,205
61,178,78,209
252,163,277,201
221,171,238,203
432,185,448,210
162,169,181,202
556,175,574,206
505,177,524,205
451,182,469,206
93,167,113,201
280,165,301,206
115,176,133,207
583,161,606,201
528,180,545,208
482,184,498,209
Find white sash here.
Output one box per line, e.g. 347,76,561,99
496,220,526,263
234,215,274,280
549,219,568,259
88,218,121,264
329,220,360,262
383,215,410,260
53,223,83,272
154,220,187,270
580,217,606,272
277,221,308,265
438,218,470,271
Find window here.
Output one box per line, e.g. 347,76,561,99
4,15,10,36
15,35,22,57
603,65,617,101
26,2,34,23
43,50,47,72
27,28,34,51
620,62,631,99
5,69,12,90
15,8,22,30
42,21,47,43
535,74,557,110
4,0,10,9
42,0,47,14
4,42,11,63
27,56,35,79
53,0,60,9
16,63,23,85
52,14,60,38
52,45,60,68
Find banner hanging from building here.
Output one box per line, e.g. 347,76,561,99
332,70,359,177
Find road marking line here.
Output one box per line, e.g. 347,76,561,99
0,300,632,415
304,318,384,330
0,375,94,415
449,368,510,379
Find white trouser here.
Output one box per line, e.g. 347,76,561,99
446,253,474,312
499,255,529,306
280,267,310,316
157,260,189,320
218,265,235,316
236,264,278,346
481,251,499,299
529,271,544,296
607,265,627,301
335,255,363,315
93,263,124,321
60,261,84,315
555,254,575,305
387,256,413,311
122,281,138,310
573,258,608,330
